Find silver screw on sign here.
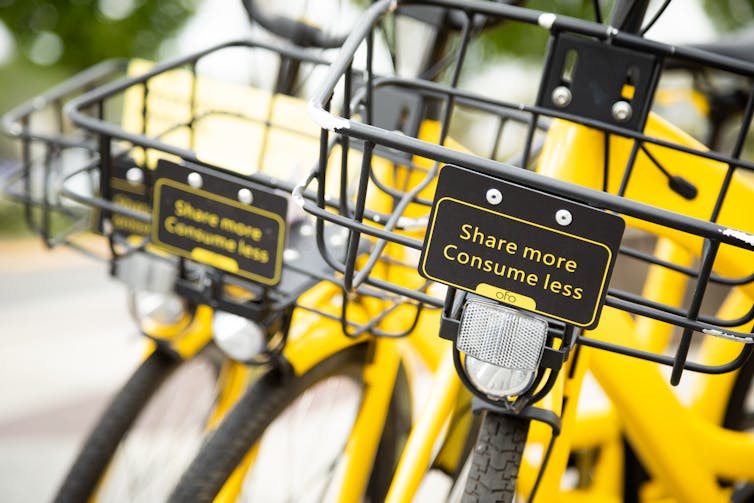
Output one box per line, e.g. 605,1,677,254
238,188,253,204
126,167,144,185
486,188,503,205
187,172,203,189
551,86,572,108
555,209,572,226
612,101,633,122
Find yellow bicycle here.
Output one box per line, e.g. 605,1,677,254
2,2,403,500
291,1,754,502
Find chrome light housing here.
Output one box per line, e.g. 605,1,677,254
212,311,266,362
458,301,548,399
130,290,188,327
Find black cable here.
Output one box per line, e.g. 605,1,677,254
640,0,672,35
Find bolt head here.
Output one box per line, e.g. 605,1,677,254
126,167,144,185
238,188,253,204
187,172,203,189
486,188,503,205
612,101,633,122
551,86,572,108
555,209,572,226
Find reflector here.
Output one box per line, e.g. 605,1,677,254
458,301,548,398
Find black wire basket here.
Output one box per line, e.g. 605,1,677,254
297,0,754,381
2,60,129,253
62,39,351,327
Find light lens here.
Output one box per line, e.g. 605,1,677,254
131,291,188,327
458,301,548,398
212,311,266,362
464,355,537,398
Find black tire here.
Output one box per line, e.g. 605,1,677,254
169,343,410,503
723,353,754,432
724,355,754,503
462,410,530,503
54,344,223,502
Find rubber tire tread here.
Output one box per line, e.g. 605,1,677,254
723,353,754,430
169,343,398,503
724,355,754,502
462,410,530,503
54,348,182,503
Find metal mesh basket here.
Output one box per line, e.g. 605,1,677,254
297,0,754,379
2,60,129,252
60,39,351,323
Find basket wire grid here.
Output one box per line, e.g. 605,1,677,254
52,39,362,328
297,0,754,380
1,60,129,254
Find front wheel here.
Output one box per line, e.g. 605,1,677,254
53,344,224,502
462,410,530,503
169,343,410,503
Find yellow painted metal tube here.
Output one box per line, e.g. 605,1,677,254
589,307,729,503
166,304,214,359
336,338,401,503
528,346,589,502
689,287,753,423
282,308,368,376
213,443,260,503
686,414,754,481
538,116,754,296
205,360,252,430
385,350,460,503
211,300,369,502
635,238,693,353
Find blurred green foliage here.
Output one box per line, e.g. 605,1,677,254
478,0,604,62
702,0,754,31
0,0,200,71
471,0,754,64
0,0,200,235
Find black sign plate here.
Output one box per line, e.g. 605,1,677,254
420,165,624,329
105,157,151,237
152,160,286,286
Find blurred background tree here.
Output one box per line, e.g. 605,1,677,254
1,0,199,70
0,0,200,151
703,0,754,31
478,0,754,62
0,0,200,107
0,0,199,233
0,0,753,235
0,0,201,142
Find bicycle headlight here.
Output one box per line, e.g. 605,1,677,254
131,291,188,327
458,301,548,399
212,311,266,362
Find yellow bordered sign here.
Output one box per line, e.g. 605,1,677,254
151,160,286,286
419,165,624,329
105,158,151,237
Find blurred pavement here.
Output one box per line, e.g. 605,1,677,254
0,237,144,502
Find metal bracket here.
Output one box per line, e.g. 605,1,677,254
472,397,562,436
538,32,660,131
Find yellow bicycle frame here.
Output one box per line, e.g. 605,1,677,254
375,110,754,503
204,97,754,503
521,112,754,503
